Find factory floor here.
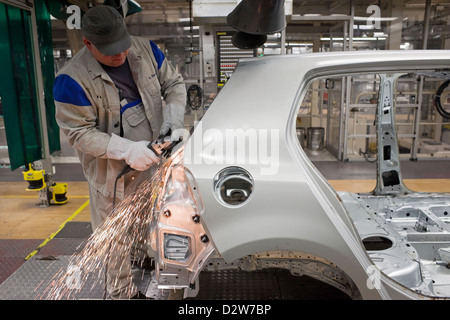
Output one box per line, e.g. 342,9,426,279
0,145,449,301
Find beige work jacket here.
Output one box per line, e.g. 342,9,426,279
54,36,186,198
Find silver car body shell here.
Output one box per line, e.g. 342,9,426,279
170,50,450,299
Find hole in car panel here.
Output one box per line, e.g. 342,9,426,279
213,167,254,207
383,145,391,161
362,236,393,251
382,170,400,186
163,233,191,262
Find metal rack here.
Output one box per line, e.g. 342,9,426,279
298,73,450,161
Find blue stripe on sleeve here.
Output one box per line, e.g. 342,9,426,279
150,40,165,70
53,74,91,106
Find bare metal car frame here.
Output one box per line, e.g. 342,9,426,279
149,50,450,300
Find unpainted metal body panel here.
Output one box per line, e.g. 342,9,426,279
155,50,450,299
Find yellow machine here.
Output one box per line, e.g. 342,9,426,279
22,163,68,206
23,163,46,191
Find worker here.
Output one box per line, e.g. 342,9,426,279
53,5,186,299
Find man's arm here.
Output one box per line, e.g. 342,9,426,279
54,73,159,170
149,41,187,139
53,73,111,157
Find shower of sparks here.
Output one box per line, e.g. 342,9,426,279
39,148,184,300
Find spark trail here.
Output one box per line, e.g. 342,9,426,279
39,149,183,300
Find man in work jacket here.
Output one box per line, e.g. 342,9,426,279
53,5,186,299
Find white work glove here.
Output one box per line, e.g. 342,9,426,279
106,134,160,171
160,103,186,141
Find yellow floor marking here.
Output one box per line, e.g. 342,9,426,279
25,199,90,260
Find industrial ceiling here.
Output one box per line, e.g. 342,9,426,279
51,0,450,54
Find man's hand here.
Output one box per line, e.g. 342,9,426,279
123,140,160,171
160,104,185,141
106,134,160,171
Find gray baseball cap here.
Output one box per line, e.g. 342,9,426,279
82,5,131,56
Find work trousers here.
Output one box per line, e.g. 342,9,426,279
88,167,155,299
